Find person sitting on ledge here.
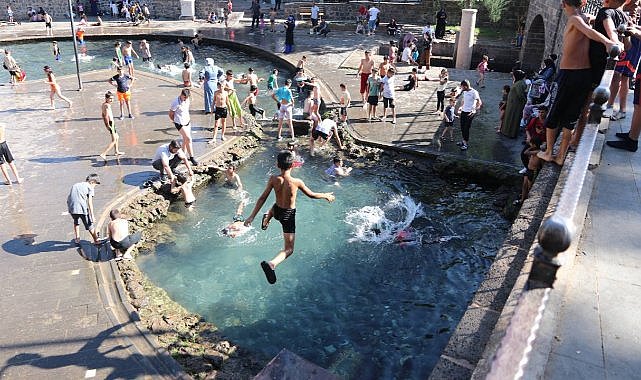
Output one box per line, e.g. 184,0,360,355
108,208,142,260
314,17,330,37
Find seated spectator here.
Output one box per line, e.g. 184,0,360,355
520,105,547,172
315,18,329,37
516,136,544,205
387,18,400,36
401,43,418,65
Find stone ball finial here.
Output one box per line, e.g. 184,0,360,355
536,215,574,257
593,86,610,106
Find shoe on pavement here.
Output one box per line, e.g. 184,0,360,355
606,137,638,152
189,157,199,166
615,131,630,139
460,144,468,151
519,167,527,174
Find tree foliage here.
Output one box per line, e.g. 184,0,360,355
458,0,511,23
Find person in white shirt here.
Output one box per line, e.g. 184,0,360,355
310,2,320,30
169,89,198,166
456,80,482,151
401,43,417,65
367,6,380,35
309,117,344,156
152,140,194,183
380,67,397,124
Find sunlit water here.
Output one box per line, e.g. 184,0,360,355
137,146,510,379
1,39,292,101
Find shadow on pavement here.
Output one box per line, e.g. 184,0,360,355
0,323,172,379
122,170,157,186
30,155,96,164
2,237,71,256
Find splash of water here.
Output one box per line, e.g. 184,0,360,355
345,194,424,244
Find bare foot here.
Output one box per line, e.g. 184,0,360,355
208,139,217,145
3,180,11,185
16,177,24,184
115,151,125,156
537,151,554,162
553,155,565,166
99,154,107,161
221,136,226,141
67,101,73,108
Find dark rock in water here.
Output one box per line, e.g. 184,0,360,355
203,349,226,369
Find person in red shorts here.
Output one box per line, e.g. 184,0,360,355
356,50,375,107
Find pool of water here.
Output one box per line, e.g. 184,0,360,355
1,39,291,99
136,147,510,379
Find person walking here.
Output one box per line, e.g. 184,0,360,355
284,15,295,54
109,66,135,119
380,67,397,124
456,80,482,151
0,122,24,185
43,66,73,109
500,69,527,138
99,91,125,160
169,89,198,166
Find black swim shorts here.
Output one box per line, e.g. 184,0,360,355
340,107,348,117
71,213,94,231
383,97,395,109
0,141,15,164
311,128,329,141
272,203,296,233
110,231,142,252
545,69,592,131
367,95,379,106
215,107,228,120
174,121,189,131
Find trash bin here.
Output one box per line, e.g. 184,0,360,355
180,0,195,20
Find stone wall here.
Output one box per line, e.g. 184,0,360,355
519,0,565,70
282,0,528,30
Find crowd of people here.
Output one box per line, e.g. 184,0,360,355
4,0,641,281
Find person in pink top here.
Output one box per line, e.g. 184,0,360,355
476,55,489,88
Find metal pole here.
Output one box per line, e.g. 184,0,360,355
68,0,83,90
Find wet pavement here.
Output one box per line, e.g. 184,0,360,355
0,17,533,379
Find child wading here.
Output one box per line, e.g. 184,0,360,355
244,150,335,284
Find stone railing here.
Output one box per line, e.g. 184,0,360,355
474,67,616,379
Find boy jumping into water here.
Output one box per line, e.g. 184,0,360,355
244,150,335,284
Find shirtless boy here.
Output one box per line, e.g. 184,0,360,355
537,0,620,165
244,150,335,284
108,209,141,260
307,77,322,128
99,91,124,161
122,40,139,76
356,50,375,105
224,164,243,190
212,81,229,143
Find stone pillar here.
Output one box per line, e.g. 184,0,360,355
455,9,477,69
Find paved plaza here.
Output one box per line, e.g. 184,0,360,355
0,16,639,380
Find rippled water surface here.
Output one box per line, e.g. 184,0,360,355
2,39,291,95
137,146,510,379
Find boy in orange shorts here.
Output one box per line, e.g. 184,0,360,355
109,66,136,119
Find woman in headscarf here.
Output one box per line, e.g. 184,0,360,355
500,69,528,138
199,58,223,114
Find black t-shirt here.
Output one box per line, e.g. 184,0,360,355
111,74,132,93
589,8,628,86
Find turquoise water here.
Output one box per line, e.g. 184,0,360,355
1,39,291,97
137,146,510,379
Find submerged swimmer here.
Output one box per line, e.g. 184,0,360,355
222,197,251,238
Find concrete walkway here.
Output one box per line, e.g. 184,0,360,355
542,114,641,379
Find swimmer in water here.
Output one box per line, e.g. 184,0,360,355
223,164,243,190
325,156,352,177
170,173,196,210
221,199,251,238
287,141,304,168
